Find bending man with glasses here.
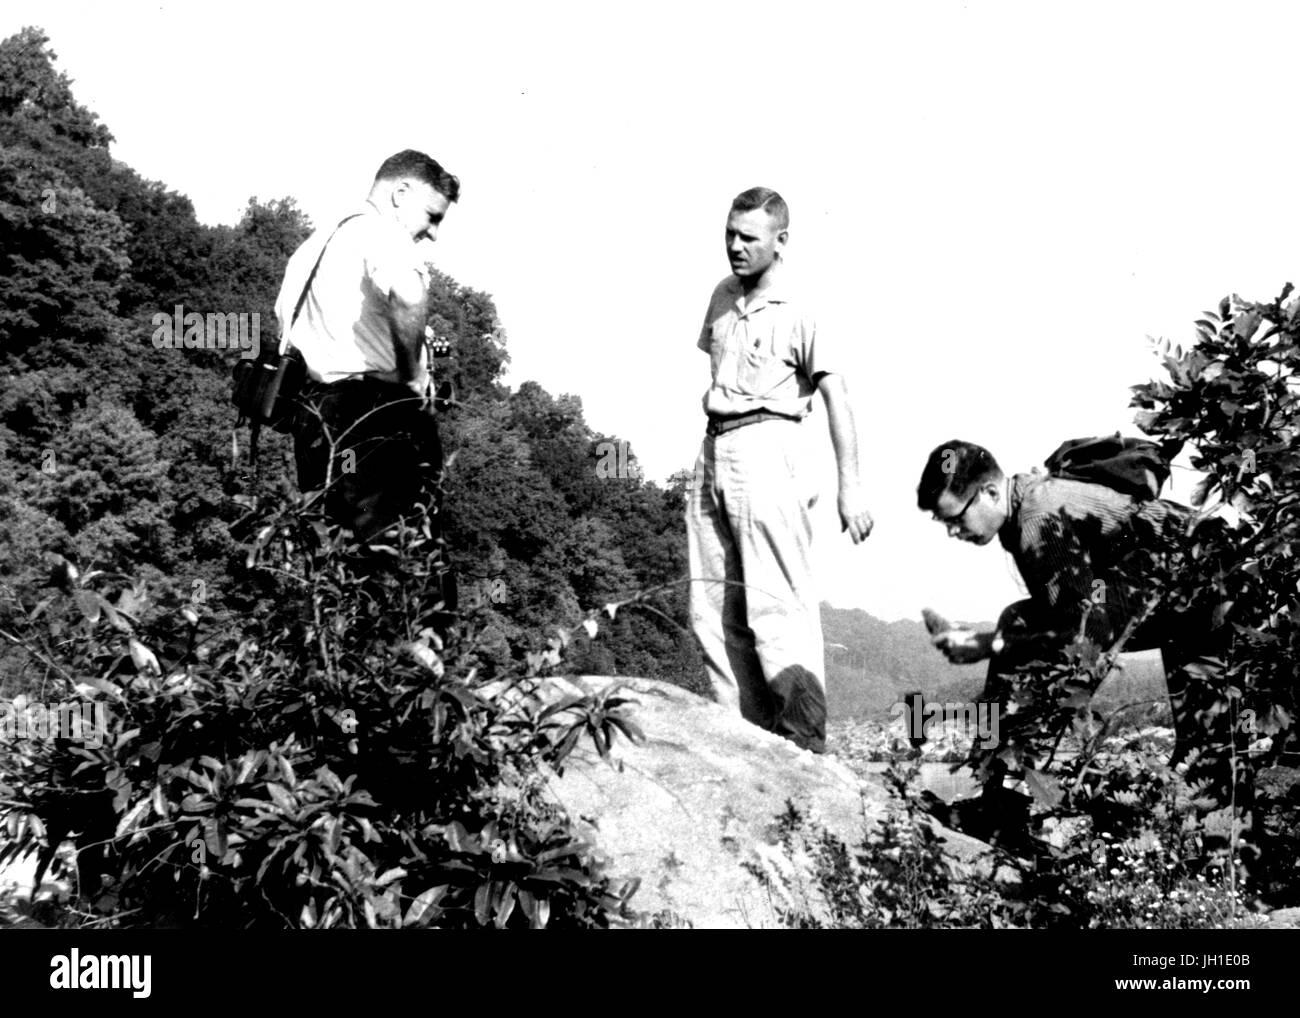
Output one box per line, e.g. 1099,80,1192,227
915,440,1236,842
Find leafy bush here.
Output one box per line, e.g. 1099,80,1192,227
745,761,1016,929
0,491,645,928
1019,731,1263,928
1130,285,1300,777
749,755,1258,929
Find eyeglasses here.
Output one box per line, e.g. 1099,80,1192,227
934,488,981,528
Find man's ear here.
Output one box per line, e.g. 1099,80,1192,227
775,228,789,252
389,179,410,207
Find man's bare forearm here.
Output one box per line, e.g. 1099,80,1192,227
820,373,861,488
819,373,874,542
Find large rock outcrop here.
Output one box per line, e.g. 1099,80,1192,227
546,676,989,928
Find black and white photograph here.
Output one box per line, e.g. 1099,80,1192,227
0,0,1295,996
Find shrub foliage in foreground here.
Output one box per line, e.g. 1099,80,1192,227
0,493,643,928
1129,285,1300,777
749,758,1259,929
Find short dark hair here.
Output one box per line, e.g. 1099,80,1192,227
730,186,789,231
916,440,1004,512
374,150,460,202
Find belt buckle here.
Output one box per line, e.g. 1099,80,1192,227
706,415,736,437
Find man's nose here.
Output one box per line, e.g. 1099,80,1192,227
423,223,439,242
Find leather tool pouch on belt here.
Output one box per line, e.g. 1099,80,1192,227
232,345,306,437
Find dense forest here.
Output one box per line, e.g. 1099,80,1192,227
0,26,720,929
0,26,703,694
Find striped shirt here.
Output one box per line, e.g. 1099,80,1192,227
998,472,1194,645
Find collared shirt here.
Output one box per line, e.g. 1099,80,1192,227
275,202,431,390
696,265,832,419
998,472,1194,645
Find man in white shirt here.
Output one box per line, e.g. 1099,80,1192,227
278,150,459,543
688,187,874,754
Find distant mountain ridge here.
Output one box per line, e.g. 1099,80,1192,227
821,603,987,720
821,603,1168,722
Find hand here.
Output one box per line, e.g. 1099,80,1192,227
932,628,993,664
409,375,434,410
838,485,874,544
921,607,953,637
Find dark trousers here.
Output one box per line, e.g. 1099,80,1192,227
293,377,444,541
980,599,1245,805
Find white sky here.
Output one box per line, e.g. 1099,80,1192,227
7,0,1297,623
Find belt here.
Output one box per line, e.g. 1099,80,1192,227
308,372,402,388
304,374,419,397
705,410,801,437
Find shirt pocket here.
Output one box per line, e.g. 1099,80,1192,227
737,324,782,393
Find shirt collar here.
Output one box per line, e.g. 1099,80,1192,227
999,474,1029,544
728,263,789,315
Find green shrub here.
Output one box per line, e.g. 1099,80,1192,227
1130,285,1300,898
0,493,643,928
1020,732,1259,928
748,752,1256,929
745,761,1018,929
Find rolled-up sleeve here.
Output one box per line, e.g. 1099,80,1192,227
697,279,729,353
792,295,838,385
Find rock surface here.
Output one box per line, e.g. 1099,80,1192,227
547,676,990,928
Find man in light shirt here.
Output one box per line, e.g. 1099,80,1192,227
277,149,459,542
688,187,874,754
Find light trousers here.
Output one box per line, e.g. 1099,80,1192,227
687,420,827,752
